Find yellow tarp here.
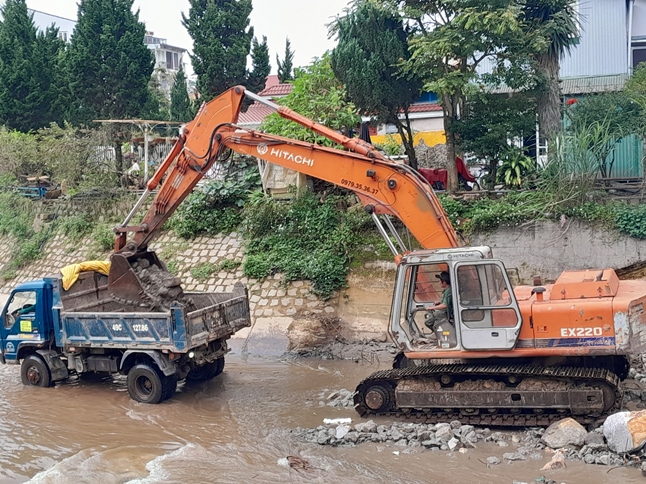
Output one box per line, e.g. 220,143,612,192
60,261,111,291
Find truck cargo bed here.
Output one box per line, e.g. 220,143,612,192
50,275,251,352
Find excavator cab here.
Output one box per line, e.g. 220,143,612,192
390,247,523,353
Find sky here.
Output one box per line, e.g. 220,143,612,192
21,0,352,75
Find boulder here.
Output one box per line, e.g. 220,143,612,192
541,418,587,449
603,410,646,453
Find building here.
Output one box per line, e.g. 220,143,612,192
30,9,75,43
144,32,187,98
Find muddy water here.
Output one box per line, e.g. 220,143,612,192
0,349,642,484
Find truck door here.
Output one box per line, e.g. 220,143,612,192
1,290,41,362
454,261,522,350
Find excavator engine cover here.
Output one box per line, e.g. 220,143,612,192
108,251,182,310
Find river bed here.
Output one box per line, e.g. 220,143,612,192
0,348,642,484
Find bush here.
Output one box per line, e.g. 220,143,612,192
242,191,373,299
166,157,261,238
615,205,646,239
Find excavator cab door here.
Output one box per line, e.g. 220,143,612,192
453,261,522,350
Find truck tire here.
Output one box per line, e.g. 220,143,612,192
186,357,225,382
127,364,164,404
21,355,52,388
161,375,177,401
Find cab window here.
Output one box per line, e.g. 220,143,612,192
5,291,37,328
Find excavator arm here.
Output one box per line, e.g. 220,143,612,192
109,86,458,304
115,86,457,256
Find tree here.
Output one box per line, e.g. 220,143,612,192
331,0,422,169
389,1,533,191
261,53,360,146
183,0,253,100
66,0,154,179
247,35,270,94
520,0,579,141
276,37,294,83
170,64,193,122
453,93,537,187
0,0,64,131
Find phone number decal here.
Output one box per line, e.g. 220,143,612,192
340,179,378,195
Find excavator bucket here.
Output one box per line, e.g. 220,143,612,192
108,251,186,310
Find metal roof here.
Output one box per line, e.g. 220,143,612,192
560,73,629,94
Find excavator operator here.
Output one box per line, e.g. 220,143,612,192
424,271,453,332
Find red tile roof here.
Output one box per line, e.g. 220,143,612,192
264,74,280,88
408,102,442,113
237,102,276,125
259,83,293,97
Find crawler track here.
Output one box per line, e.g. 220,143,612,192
354,364,622,427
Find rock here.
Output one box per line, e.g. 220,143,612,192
336,424,350,439
343,431,360,443
584,431,605,446
436,425,454,443
511,434,521,444
641,461,646,477
458,448,468,454
450,420,462,429
595,454,611,466
540,451,566,470
447,437,461,451
354,420,377,433
541,418,587,449
603,410,646,453
583,453,596,464
391,429,403,441
395,438,408,447
486,456,501,465
497,440,509,447
503,452,526,461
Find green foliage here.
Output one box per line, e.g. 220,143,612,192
260,54,360,146
242,191,373,299
0,0,65,131
67,0,154,125
331,0,422,166
189,258,241,282
453,93,536,187
615,205,646,239
59,214,93,241
498,149,535,187
170,64,193,122
276,37,294,83
0,188,45,279
247,36,271,94
183,0,253,100
0,124,120,189
373,135,403,157
91,224,115,252
167,158,261,238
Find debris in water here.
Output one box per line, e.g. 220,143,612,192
323,417,352,425
278,456,317,472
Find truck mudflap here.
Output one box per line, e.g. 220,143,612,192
36,349,69,382
183,282,251,347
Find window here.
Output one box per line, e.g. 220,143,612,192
5,291,37,328
457,263,516,329
173,53,179,71
166,51,174,70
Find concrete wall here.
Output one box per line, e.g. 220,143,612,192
471,220,646,283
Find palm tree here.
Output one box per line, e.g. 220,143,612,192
522,1,579,140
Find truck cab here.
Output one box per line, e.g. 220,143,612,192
0,280,53,364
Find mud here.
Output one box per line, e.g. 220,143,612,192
131,258,195,311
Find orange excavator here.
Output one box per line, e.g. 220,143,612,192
109,86,646,425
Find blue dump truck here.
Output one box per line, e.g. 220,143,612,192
0,269,251,403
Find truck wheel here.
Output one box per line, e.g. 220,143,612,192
161,375,177,401
127,364,164,404
21,355,52,388
211,357,225,378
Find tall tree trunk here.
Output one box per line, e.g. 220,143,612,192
395,111,418,170
442,93,459,192
537,52,562,141
113,140,125,186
